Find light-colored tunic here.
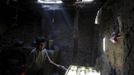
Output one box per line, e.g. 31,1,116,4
26,48,52,75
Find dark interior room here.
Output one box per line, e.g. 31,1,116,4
0,0,134,75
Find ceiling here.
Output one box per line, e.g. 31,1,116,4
0,0,107,24
0,0,107,11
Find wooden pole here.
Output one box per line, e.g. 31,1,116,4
73,7,79,63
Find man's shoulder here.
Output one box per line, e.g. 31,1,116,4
42,48,47,53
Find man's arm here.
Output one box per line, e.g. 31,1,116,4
25,50,35,69
45,49,67,70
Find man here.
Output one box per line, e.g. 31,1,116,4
25,37,66,75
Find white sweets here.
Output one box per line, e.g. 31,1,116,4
65,65,100,75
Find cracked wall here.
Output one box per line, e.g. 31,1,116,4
97,0,134,75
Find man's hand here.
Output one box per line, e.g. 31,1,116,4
58,65,67,71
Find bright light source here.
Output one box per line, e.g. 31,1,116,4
103,37,106,52
75,0,93,4
95,17,98,24
37,0,63,4
95,9,100,24
82,0,94,2
65,65,100,75
42,5,61,10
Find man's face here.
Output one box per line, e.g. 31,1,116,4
37,42,46,50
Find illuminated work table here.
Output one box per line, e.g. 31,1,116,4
65,65,100,75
